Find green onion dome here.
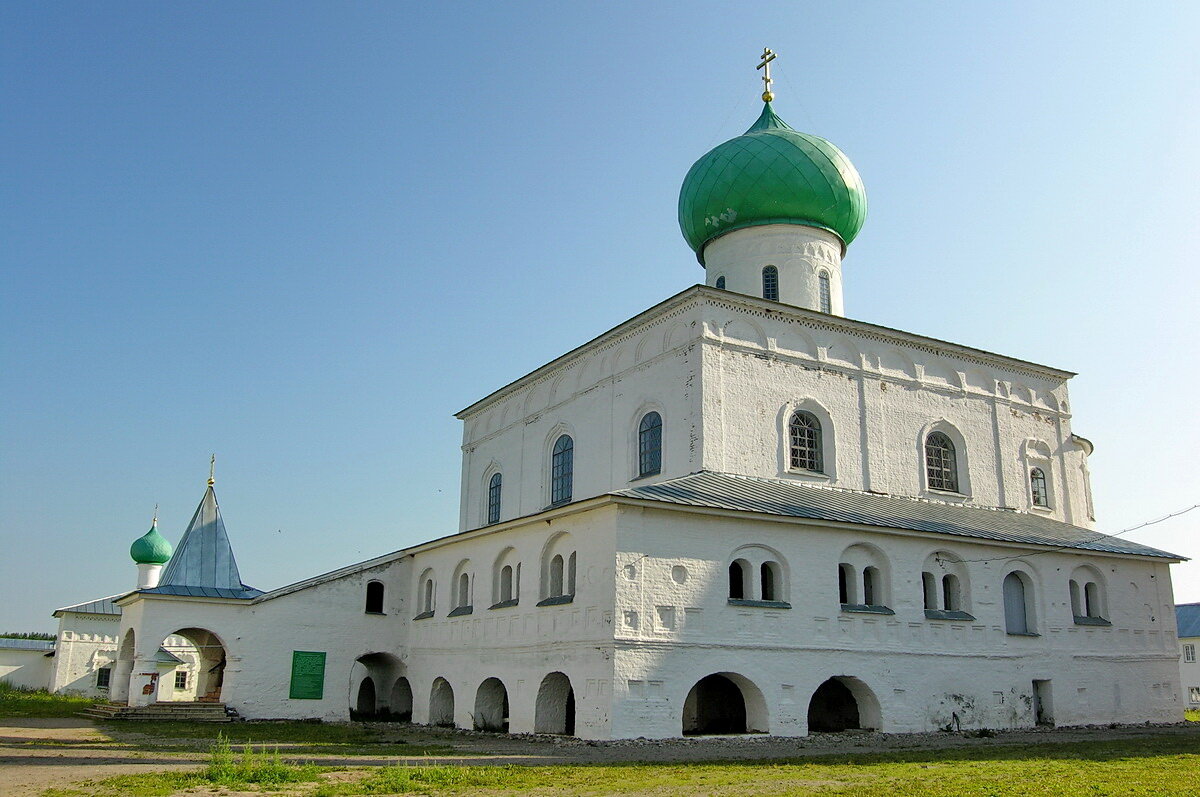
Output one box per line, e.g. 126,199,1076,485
130,520,172,565
678,102,866,263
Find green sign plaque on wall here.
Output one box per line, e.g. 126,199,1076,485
289,650,326,699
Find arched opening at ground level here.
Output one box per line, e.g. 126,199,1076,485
158,628,226,703
807,676,882,732
349,652,405,721
534,672,575,735
389,677,413,722
682,672,768,735
429,677,455,727
356,678,376,715
473,677,509,732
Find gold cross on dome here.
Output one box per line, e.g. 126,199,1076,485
757,47,777,102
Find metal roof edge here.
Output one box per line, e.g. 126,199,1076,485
51,593,127,617
609,492,1182,562
610,471,1182,561
253,549,411,604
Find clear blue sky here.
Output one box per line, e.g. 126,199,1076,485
2,2,1197,631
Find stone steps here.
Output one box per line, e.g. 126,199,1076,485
80,701,236,722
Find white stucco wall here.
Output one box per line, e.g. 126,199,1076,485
458,298,703,531
458,288,1095,538
49,611,122,696
701,224,846,316
610,503,1180,738
0,648,55,690
1181,635,1200,710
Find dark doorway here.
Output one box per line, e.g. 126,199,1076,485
355,677,376,717
683,674,747,735
1033,679,1053,726
534,672,576,735
808,678,860,732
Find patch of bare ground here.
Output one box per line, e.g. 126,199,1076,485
2,717,1196,796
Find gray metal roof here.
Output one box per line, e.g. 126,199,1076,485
151,485,260,600
0,638,56,651
141,584,263,599
153,646,185,664
53,594,124,617
613,471,1181,560
1177,603,1200,638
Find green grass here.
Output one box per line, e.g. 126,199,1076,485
44,734,325,796
42,732,1200,796
0,682,93,718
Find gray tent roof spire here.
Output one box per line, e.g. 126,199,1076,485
144,482,262,600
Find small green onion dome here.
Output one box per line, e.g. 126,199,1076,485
130,520,172,565
678,102,867,263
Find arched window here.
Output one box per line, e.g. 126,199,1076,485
487,472,503,524
838,563,853,604
638,412,663,477
457,572,470,608
422,577,434,614
922,572,937,610
549,554,564,597
1084,582,1100,618
925,432,959,492
818,271,831,313
715,276,726,290
942,574,961,612
492,548,521,608
729,561,746,600
499,565,514,603
1003,572,1031,634
760,562,778,601
862,566,879,606
788,411,823,472
539,532,576,604
762,266,779,301
551,435,573,505
1069,579,1082,617
365,580,384,614
1030,467,1048,507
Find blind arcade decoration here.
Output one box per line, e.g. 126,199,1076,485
289,651,326,699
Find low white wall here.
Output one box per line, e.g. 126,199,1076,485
0,648,54,690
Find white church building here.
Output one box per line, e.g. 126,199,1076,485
47,64,1186,739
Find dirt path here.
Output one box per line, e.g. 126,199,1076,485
2,718,1197,796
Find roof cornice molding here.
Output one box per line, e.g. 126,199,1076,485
456,284,1073,422
696,288,1074,382
455,287,706,419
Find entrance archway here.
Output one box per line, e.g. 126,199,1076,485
807,676,882,732
350,652,403,720
682,672,768,734
429,677,455,726
356,677,376,715
389,677,413,722
473,677,509,732
159,628,226,703
534,671,575,735
683,674,745,734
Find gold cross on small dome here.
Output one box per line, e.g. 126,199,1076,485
757,47,776,102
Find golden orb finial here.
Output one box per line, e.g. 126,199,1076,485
208,454,216,486
757,47,777,102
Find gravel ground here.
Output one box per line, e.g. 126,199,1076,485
2,717,1197,796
